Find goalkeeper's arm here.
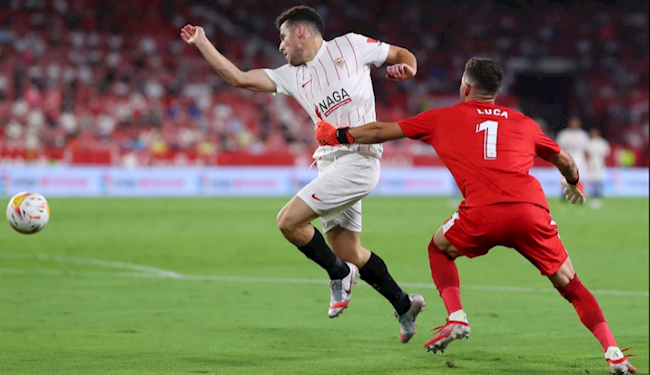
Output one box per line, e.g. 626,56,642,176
549,150,586,204
549,150,578,183
314,121,405,146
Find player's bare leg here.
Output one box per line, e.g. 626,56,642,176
423,226,471,353
276,197,358,318
550,257,636,374
324,226,371,266
326,226,425,342
277,196,320,245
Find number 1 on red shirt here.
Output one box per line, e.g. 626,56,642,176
476,120,499,160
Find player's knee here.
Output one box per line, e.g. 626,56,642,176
549,257,576,288
550,270,574,288
432,230,455,253
276,210,296,237
429,238,460,260
549,267,575,289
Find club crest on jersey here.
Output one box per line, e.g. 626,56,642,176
477,108,509,118
317,89,352,118
333,57,345,68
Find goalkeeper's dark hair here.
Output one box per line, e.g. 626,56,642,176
275,6,325,37
464,58,504,95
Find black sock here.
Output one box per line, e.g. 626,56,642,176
359,252,411,315
297,227,350,280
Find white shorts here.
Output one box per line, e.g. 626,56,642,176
296,151,380,233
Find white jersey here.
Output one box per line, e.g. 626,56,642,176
556,128,590,172
264,33,390,159
586,137,611,181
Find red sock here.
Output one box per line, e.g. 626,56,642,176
556,274,617,351
428,238,463,315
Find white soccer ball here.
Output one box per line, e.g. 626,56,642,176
6,192,50,234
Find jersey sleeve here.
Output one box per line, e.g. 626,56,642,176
263,64,295,96
397,109,441,142
533,122,562,160
346,33,391,67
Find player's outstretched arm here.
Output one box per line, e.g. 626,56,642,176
385,46,417,82
314,121,405,146
180,25,276,93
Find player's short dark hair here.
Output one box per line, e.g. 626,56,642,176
275,6,325,36
464,58,504,95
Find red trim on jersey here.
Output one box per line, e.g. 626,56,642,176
334,40,351,78
303,67,313,100
296,67,307,101
318,60,330,86
344,35,359,75
325,45,341,81
309,73,314,98
311,67,322,92
347,112,352,127
367,38,377,43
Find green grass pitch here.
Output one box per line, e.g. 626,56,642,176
1,197,648,375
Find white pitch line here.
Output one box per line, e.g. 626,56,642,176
1,253,648,297
0,268,161,279
0,253,181,278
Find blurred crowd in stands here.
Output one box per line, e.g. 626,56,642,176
0,0,647,166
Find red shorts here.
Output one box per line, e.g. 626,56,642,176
442,203,568,276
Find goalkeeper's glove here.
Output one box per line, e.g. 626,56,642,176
314,121,354,146
560,172,586,205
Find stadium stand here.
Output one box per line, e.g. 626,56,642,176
0,0,647,167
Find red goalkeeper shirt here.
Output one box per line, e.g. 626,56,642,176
398,101,561,210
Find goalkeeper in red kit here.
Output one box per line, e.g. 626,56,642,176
313,58,636,375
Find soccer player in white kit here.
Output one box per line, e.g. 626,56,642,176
586,128,611,209
556,116,590,202
180,5,425,343
556,116,590,174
